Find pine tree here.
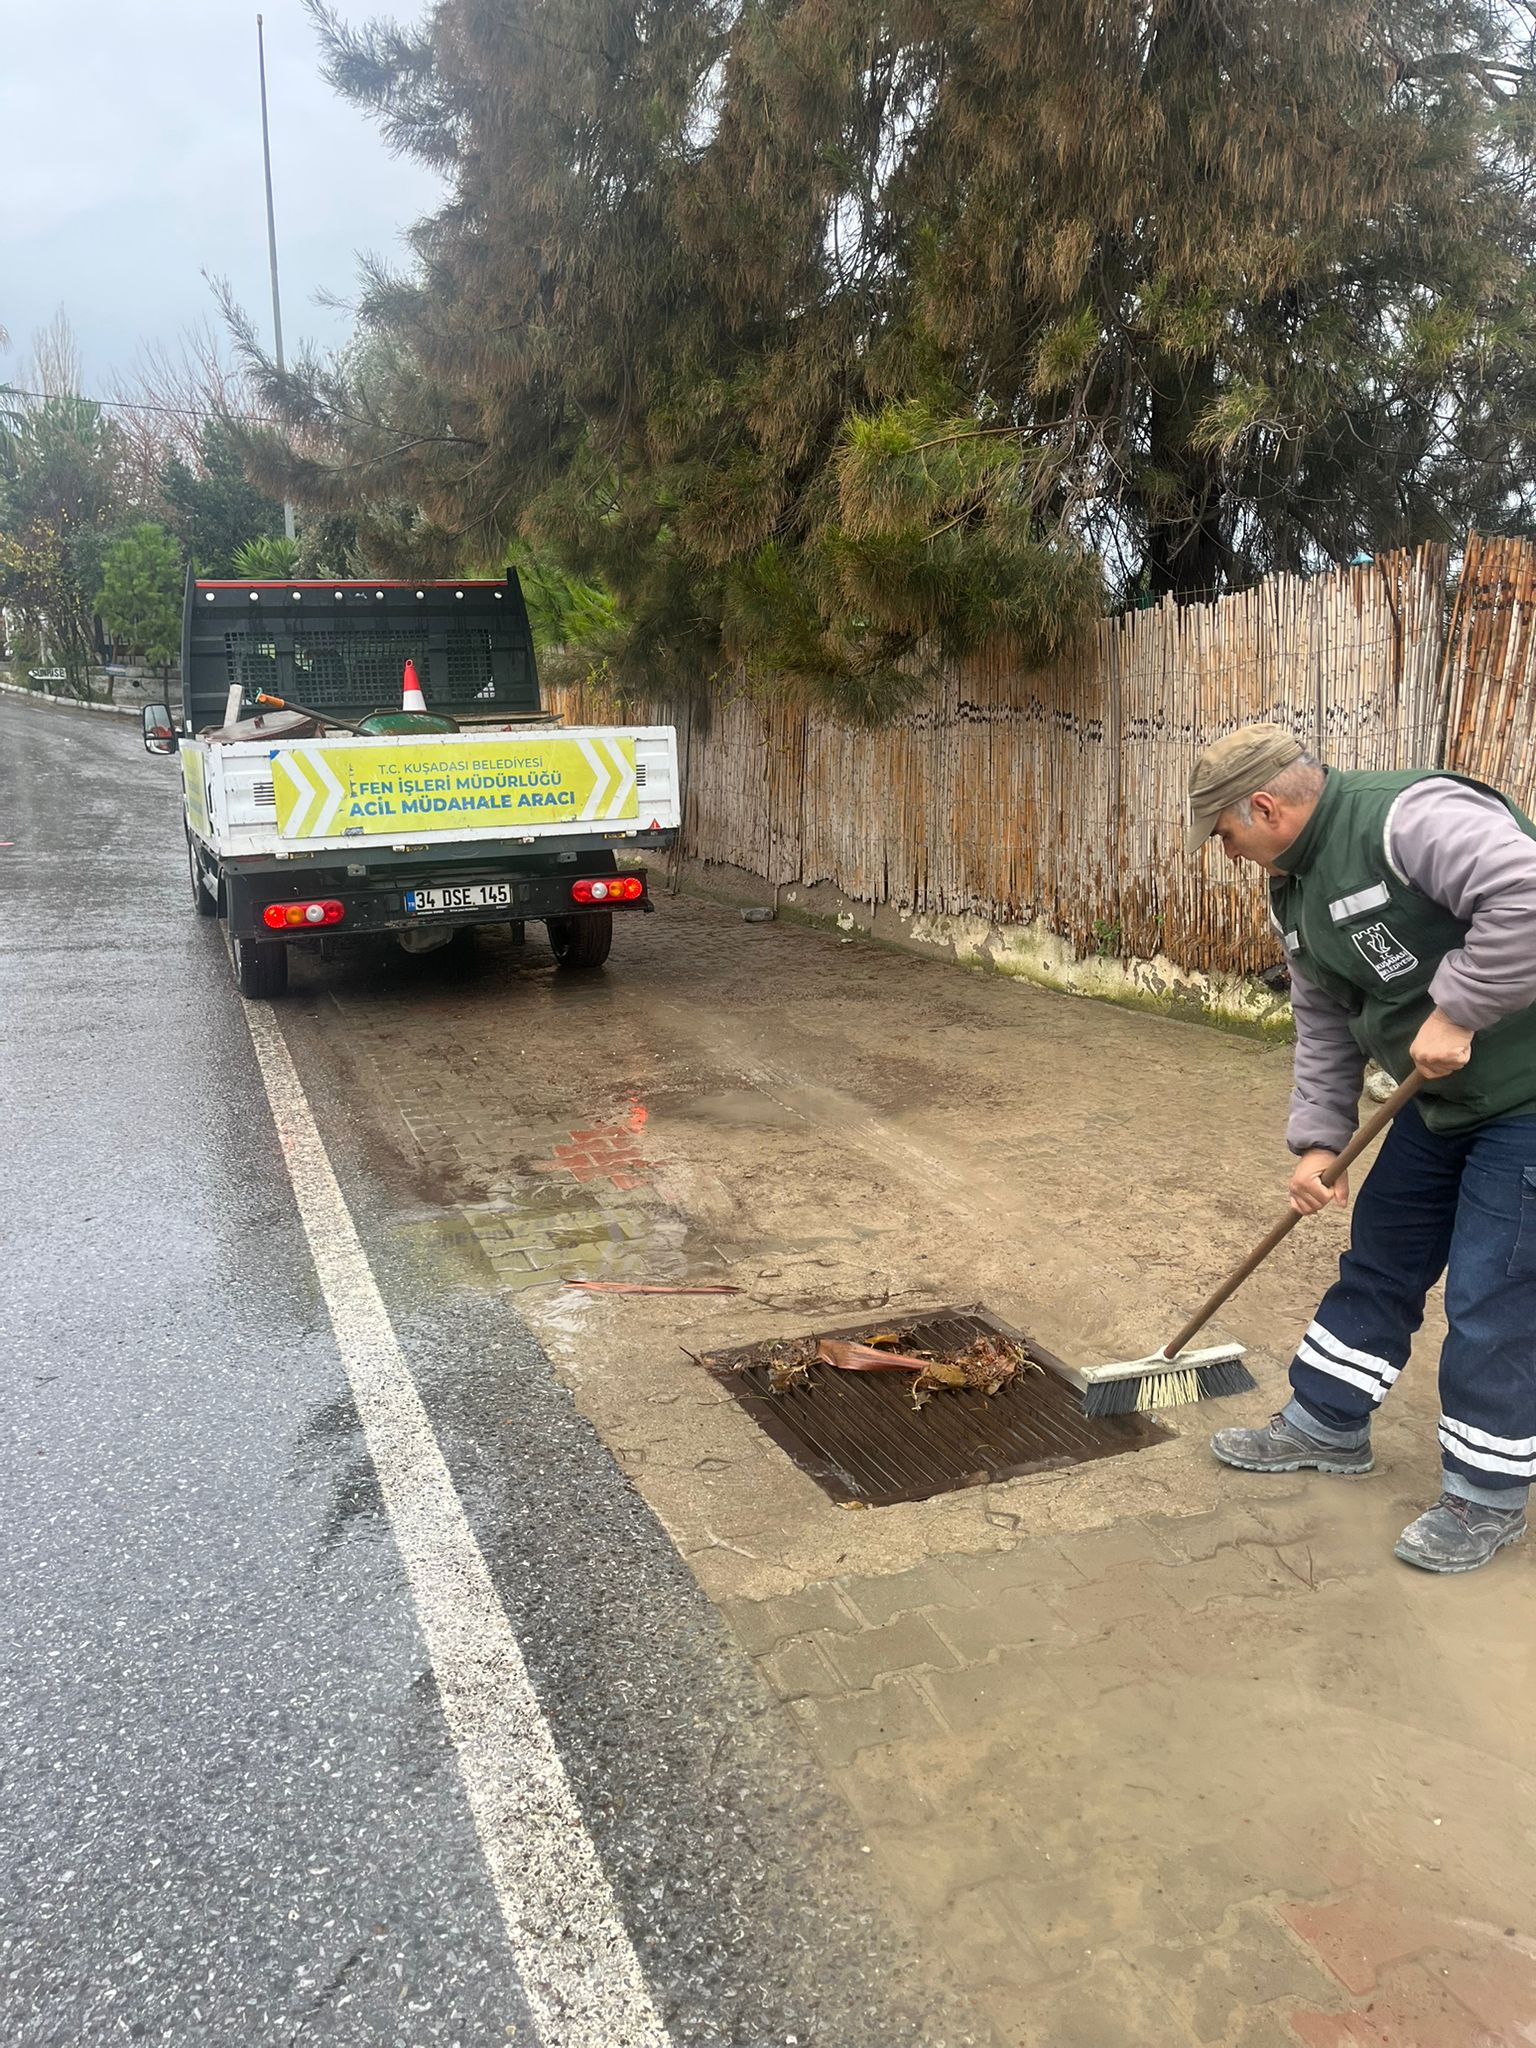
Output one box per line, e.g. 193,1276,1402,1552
236,0,1536,714
96,522,183,673
160,419,287,575
897,0,1536,595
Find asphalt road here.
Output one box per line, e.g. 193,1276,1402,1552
0,695,970,2048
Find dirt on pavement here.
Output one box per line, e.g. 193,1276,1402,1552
274,890,1536,2048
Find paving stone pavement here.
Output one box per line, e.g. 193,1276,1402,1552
283,902,1536,2048
332,991,733,1290
722,1503,1536,2047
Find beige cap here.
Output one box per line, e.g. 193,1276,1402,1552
1184,723,1306,853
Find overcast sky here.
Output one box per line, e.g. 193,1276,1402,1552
0,0,444,391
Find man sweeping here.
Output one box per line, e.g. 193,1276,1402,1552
1185,724,1536,1573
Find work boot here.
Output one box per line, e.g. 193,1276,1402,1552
1393,1492,1527,1574
1211,1411,1374,1476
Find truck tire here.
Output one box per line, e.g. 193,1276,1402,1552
546,912,612,970
188,834,218,917
231,932,289,999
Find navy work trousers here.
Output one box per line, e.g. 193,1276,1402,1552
1288,1101,1536,1503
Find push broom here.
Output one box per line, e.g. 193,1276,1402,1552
1058,1072,1423,1416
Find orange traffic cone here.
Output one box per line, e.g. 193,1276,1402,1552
402,659,427,713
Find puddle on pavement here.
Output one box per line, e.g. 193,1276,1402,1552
379,1072,906,1312
391,1187,732,1295
665,1089,806,1130
389,1211,512,1290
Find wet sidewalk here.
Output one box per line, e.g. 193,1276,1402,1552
278,891,1536,2048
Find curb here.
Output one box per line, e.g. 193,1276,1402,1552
0,679,140,722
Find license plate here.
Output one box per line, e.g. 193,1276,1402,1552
404,883,514,915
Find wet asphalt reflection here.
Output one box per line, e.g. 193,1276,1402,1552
0,700,971,2048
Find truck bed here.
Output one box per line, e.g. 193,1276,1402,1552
184,723,681,864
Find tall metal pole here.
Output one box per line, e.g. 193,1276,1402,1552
256,13,296,542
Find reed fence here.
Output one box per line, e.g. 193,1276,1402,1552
550,533,1536,981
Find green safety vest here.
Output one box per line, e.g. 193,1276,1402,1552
1270,769,1536,1133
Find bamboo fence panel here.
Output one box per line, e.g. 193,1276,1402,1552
1440,534,1536,814
546,539,1485,981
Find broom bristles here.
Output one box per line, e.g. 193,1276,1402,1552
1081,1356,1257,1418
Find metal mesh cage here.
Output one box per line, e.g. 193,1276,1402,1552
446,636,501,701
222,626,520,710
187,575,541,730
224,635,281,698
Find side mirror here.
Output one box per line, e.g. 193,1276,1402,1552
143,703,178,755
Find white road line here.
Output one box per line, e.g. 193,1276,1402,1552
242,1004,671,2048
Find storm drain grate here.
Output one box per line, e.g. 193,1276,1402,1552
704,1304,1172,1507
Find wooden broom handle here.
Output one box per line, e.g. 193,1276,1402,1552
1162,1071,1425,1360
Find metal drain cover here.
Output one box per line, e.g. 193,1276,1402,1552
704,1304,1172,1507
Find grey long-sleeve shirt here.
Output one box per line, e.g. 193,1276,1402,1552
1287,778,1536,1154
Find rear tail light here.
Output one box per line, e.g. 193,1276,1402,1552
572,875,644,904
262,899,345,930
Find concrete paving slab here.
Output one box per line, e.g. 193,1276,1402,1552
276,886,1536,2047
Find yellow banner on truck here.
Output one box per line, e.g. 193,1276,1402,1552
181,749,212,841
271,734,639,840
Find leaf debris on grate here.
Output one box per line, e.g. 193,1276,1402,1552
702,1304,1173,1507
